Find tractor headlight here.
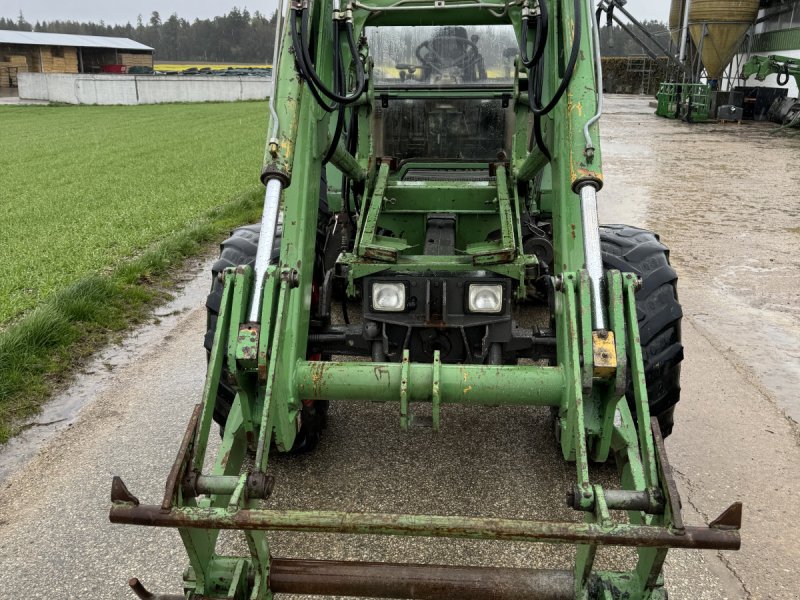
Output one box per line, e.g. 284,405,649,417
467,284,503,314
372,282,406,312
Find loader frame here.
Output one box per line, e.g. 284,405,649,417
110,1,741,598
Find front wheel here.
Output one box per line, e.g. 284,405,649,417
204,224,328,453
600,225,684,437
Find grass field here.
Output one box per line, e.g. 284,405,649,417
0,101,269,441
0,101,268,324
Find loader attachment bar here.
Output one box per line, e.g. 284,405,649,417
111,497,741,550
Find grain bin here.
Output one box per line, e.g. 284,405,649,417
688,0,759,79
669,0,686,45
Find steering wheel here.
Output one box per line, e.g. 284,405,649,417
414,33,485,82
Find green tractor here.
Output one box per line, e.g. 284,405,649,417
110,1,741,598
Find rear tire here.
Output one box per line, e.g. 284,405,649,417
600,225,683,437
204,223,328,453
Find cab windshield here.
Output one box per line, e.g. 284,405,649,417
368,25,518,87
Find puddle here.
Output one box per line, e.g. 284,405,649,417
0,259,213,484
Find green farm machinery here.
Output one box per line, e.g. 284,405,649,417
655,82,712,122
110,0,742,598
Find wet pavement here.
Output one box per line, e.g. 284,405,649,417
1,95,799,599
600,95,800,425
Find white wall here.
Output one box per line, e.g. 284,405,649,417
18,73,272,105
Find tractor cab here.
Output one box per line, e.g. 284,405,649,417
330,25,535,365
371,25,517,163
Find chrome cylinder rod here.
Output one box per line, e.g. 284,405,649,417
249,178,283,322
578,184,606,331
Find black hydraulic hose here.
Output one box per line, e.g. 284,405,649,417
323,26,347,164
290,9,337,112
346,98,359,154
529,0,582,117
298,9,365,105
345,105,363,224
340,103,360,225
777,63,790,86
531,60,552,160
519,0,549,69
323,104,346,165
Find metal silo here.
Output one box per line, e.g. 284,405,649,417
688,0,760,79
669,0,686,45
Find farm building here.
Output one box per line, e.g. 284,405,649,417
0,30,153,88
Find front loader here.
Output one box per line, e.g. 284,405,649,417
110,1,742,598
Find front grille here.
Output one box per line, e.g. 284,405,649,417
402,169,495,182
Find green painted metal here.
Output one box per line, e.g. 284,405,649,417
470,165,516,265
750,26,800,53
111,504,740,549
656,82,712,121
109,1,740,598
356,162,394,261
295,360,565,405
741,54,800,91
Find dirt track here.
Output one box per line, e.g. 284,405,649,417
0,95,798,599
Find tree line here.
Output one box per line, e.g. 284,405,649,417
2,9,669,63
2,8,278,63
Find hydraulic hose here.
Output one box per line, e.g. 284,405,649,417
777,63,790,86
520,0,583,160
297,9,366,106
323,26,348,164
323,105,347,164
527,0,582,117
520,1,548,69
290,9,337,112
531,60,552,160
343,103,362,225
582,0,604,158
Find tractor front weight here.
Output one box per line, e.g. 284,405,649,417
110,0,741,598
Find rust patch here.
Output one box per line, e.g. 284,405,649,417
374,366,390,381
310,362,327,399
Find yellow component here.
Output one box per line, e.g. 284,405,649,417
592,331,617,379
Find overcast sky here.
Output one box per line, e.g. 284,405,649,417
3,0,669,26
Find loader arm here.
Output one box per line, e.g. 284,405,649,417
741,54,800,91
110,1,742,599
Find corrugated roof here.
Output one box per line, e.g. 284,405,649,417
0,30,153,51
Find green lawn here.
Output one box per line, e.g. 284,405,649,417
0,101,269,326
0,101,269,442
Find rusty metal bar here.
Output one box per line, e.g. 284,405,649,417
128,578,184,600
109,503,740,550
568,487,664,514
161,403,201,510
651,417,685,532
269,559,574,599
